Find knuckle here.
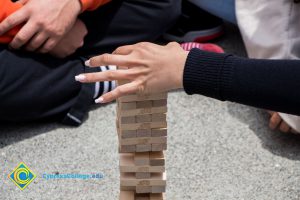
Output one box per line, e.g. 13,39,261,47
102,53,112,63
107,71,115,80
6,17,16,26
168,42,180,48
116,87,125,95
137,42,151,49
15,35,27,43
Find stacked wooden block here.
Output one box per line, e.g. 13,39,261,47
116,84,168,200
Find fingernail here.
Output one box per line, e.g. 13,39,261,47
95,97,104,104
75,74,86,81
85,60,91,67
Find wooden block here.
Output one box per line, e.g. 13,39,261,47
137,101,152,109
135,194,150,200
119,145,136,153
152,99,167,107
137,129,151,137
119,106,168,117
120,153,165,173
119,191,134,200
120,121,167,131
120,116,136,124
136,114,152,123
136,172,151,179
122,130,137,139
151,137,167,144
120,137,166,146
136,144,151,152
120,173,166,187
120,186,136,191
136,186,152,194
119,93,167,102
120,137,151,146
151,114,166,122
150,152,165,166
119,102,137,110
151,186,166,193
151,128,167,137
151,143,167,152
150,194,164,200
134,152,150,166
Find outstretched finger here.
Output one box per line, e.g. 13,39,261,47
75,70,130,83
95,81,140,103
113,45,135,55
85,54,134,68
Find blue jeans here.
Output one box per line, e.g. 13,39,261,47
189,0,237,24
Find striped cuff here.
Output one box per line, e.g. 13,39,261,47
93,65,116,100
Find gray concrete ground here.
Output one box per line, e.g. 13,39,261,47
1,24,300,200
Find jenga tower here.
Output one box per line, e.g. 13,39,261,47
116,81,168,200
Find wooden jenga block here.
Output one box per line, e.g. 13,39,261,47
120,121,167,131
120,173,166,187
120,137,166,146
120,153,165,172
152,99,167,107
119,191,135,200
136,144,152,152
120,116,136,124
120,186,136,191
149,152,165,166
151,144,167,152
151,114,166,122
135,194,150,200
137,101,152,108
119,93,167,103
119,102,137,110
119,106,168,117
136,114,152,123
136,172,151,179
151,128,167,137
150,194,164,200
119,145,136,153
137,129,151,137
120,190,165,199
136,186,152,194
121,130,137,139
151,186,166,193
134,152,150,166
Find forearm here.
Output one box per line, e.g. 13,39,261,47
183,48,300,115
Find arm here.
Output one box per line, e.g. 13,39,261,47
0,0,22,44
75,42,300,116
183,48,300,116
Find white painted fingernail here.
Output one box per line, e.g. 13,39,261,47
75,74,86,81
95,97,104,104
85,60,91,67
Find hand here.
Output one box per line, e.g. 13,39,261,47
75,42,189,103
50,19,88,58
0,0,81,53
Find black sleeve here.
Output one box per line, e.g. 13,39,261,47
183,48,300,115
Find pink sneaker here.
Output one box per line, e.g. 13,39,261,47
181,42,224,53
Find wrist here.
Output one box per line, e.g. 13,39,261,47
174,51,189,89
